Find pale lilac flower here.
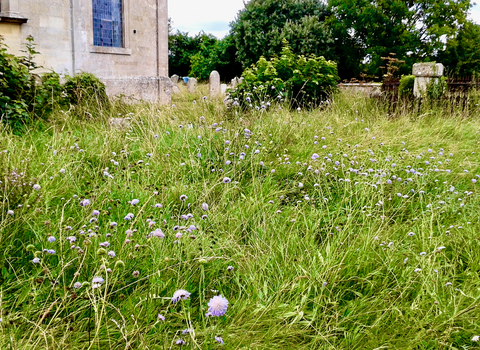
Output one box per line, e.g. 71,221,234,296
110,222,118,228
157,314,165,321
176,339,185,346
172,289,190,303
108,250,116,257
222,177,231,183
7,210,14,216
48,236,56,243
154,203,163,208
215,336,224,345
180,195,188,201
73,282,82,289
182,328,191,335
46,249,55,254
151,228,165,238
131,199,140,205
175,232,183,239
33,184,41,191
472,336,479,342
202,203,209,211
227,266,234,272
124,213,134,220
207,295,229,316
80,199,90,206
32,257,40,264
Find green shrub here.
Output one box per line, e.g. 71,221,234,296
63,72,109,108
426,76,447,99
398,75,415,98
228,40,339,110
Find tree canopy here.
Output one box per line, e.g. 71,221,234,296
229,0,334,69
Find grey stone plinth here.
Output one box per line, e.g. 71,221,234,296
209,70,221,97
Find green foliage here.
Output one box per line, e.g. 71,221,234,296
230,0,334,69
439,21,480,76
426,76,447,99
398,75,415,98
229,41,339,110
327,0,471,78
169,31,242,81
0,36,108,131
63,72,109,108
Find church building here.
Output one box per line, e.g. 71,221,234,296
0,0,170,103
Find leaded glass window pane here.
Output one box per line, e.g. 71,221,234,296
92,0,123,47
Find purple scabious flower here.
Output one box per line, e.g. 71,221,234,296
157,314,165,321
47,236,56,243
180,195,188,201
33,184,41,191
130,199,140,205
80,199,90,206
202,203,209,211
92,210,100,216
124,213,134,220
32,257,40,264
172,289,190,303
215,336,224,345
222,177,231,183
151,228,165,238
154,203,163,208
110,222,118,228
108,250,116,257
176,339,185,346
207,295,228,316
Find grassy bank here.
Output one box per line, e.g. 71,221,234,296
1,89,480,349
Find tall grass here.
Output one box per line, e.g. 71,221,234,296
0,88,479,349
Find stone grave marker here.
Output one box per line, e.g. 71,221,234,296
209,70,221,97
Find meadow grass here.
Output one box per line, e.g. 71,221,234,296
0,86,480,349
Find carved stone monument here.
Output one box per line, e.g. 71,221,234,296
209,70,221,97
412,63,444,98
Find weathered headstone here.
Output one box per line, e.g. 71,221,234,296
171,74,179,85
231,77,239,90
412,63,444,98
209,70,221,97
187,77,197,93
159,76,172,105
221,83,227,95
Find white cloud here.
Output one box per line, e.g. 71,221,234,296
468,4,480,24
168,0,249,38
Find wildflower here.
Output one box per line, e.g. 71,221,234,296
110,222,118,228
414,268,422,273
182,328,191,335
172,289,190,303
202,203,209,211
92,210,100,216
446,282,452,287
207,295,229,316
215,336,224,345
222,177,231,183
80,199,91,206
151,228,165,238
176,339,185,346
108,250,116,257
33,184,41,191
472,336,479,342
180,195,188,201
124,213,134,220
157,314,165,321
298,182,303,188
73,282,82,289
227,266,234,272
407,232,415,236
132,270,140,278
32,257,40,264
92,276,104,289
130,199,140,205
48,236,56,243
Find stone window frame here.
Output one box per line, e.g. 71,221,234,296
89,0,131,55
0,0,28,24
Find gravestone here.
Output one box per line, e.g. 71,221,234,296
209,70,221,97
221,84,227,95
171,74,179,85
412,63,444,98
231,77,239,90
187,78,197,93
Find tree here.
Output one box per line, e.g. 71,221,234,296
328,0,472,78
438,21,480,76
230,0,334,69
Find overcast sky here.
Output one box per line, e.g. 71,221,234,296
169,1,480,39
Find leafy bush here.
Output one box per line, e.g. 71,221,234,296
398,75,415,98
426,76,447,99
0,36,108,131
63,72,109,107
228,41,339,110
